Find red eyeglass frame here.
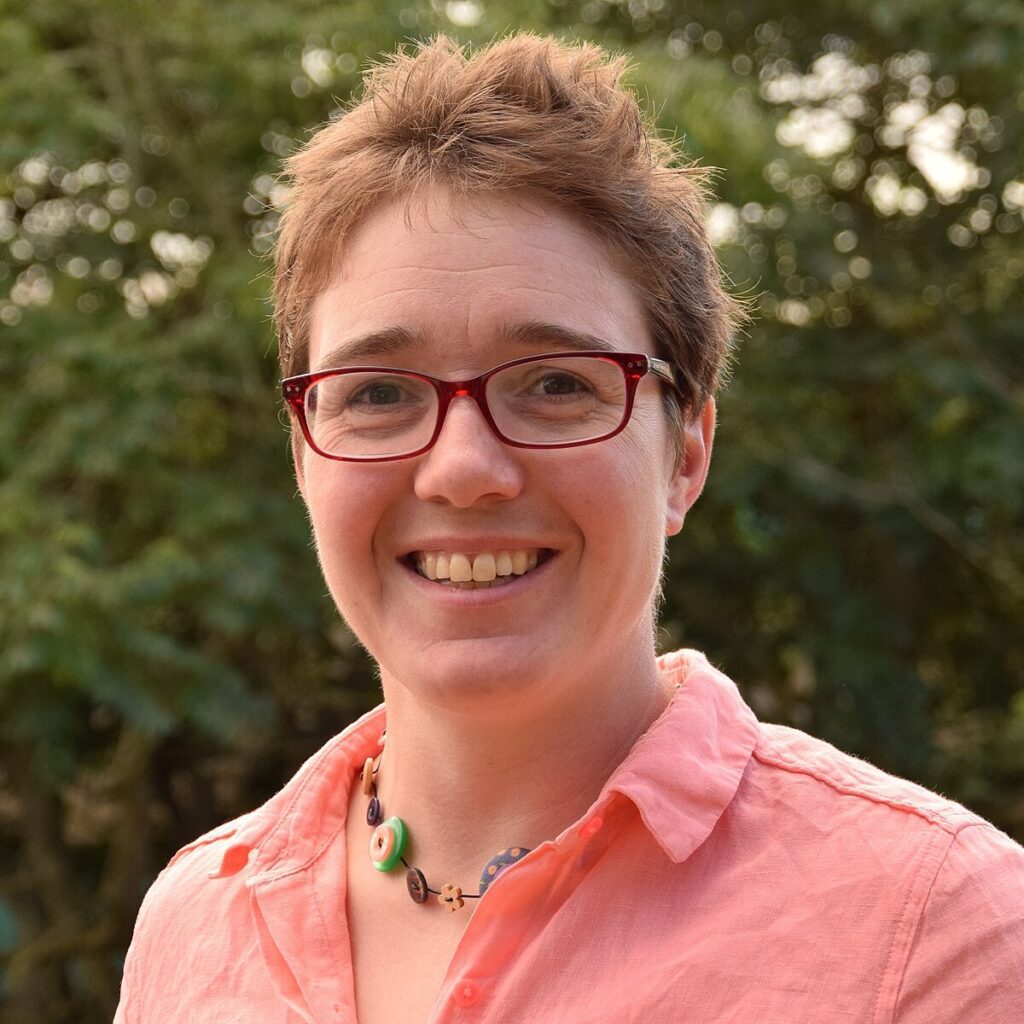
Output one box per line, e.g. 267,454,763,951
281,350,686,463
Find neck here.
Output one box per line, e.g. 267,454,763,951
368,645,675,893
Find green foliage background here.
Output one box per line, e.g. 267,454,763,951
1,0,1021,1020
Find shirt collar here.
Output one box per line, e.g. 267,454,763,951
230,648,758,882
604,648,760,864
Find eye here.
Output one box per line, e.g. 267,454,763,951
351,381,406,405
534,372,591,396
516,368,599,400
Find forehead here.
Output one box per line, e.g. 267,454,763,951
307,188,652,371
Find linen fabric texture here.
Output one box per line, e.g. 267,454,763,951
113,649,1024,1023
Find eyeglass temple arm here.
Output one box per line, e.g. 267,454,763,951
647,356,686,397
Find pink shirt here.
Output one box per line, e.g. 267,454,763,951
114,649,1024,1022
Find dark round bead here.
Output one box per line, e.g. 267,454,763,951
479,845,532,895
406,867,428,904
366,797,382,826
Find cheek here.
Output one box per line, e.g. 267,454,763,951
599,429,672,575
303,467,384,574
570,430,669,554
609,417,671,514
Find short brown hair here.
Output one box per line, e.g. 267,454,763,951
271,32,743,433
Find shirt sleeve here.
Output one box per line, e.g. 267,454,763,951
893,821,1024,1022
111,864,161,1024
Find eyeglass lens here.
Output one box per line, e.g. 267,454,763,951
304,355,629,459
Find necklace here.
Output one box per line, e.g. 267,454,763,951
360,681,680,912
361,733,531,913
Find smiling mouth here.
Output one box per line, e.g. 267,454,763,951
402,548,556,589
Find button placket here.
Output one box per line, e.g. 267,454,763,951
443,837,590,1015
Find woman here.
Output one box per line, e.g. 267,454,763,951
115,33,1023,1024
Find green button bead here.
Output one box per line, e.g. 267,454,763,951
369,815,408,872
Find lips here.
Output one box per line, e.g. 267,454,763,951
401,547,557,588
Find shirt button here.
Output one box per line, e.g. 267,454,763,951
207,842,254,879
580,815,604,839
453,979,481,1007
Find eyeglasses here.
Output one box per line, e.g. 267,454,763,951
281,350,685,462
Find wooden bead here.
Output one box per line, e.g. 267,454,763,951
438,883,464,912
361,756,376,797
406,867,428,904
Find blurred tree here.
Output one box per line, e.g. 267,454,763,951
0,0,1020,1020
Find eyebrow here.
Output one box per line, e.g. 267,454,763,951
314,326,424,371
314,320,617,371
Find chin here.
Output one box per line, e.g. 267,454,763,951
378,637,555,710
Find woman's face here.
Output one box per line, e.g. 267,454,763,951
297,188,713,716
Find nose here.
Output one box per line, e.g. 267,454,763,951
412,395,524,508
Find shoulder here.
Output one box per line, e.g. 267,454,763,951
751,721,987,834
740,721,1017,926
114,805,273,1024
131,723,356,914
138,704,385,896
115,712,383,1020
750,718,1024,894
893,821,1024,1018
925,817,1024,906
745,722,1024,1015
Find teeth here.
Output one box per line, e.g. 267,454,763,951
472,553,496,582
449,553,473,582
413,548,547,584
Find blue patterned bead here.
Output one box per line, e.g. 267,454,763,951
478,845,531,895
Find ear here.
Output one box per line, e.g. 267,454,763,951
665,396,715,536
